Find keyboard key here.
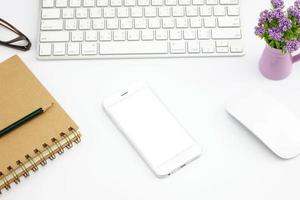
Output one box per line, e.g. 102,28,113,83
218,17,240,27
142,30,154,40
212,28,241,39
90,8,102,18
165,0,177,5
220,0,238,5
103,7,115,17
190,17,202,28
56,0,68,7
148,18,161,29
178,0,190,5
230,40,243,52
93,19,105,29
152,0,163,6
192,0,204,5
170,29,182,40
127,30,140,40
216,40,228,46
40,31,70,42
82,42,98,55
106,19,119,29
41,20,63,30
173,7,184,17
200,6,212,16
138,0,150,6
124,0,136,6
227,6,240,16
99,30,112,41
155,29,168,40
197,29,210,39
42,0,54,8
84,0,95,7
187,41,200,53
63,8,75,18
186,6,198,16
70,0,82,7
76,8,88,18
131,7,143,17
121,19,133,29
62,20,76,30
214,6,226,16
79,19,91,29
162,18,175,28
67,43,80,55
53,43,66,55
39,43,52,55
97,0,109,6
177,18,188,28
118,8,129,17
159,7,171,17
114,30,126,40
206,0,218,5
201,40,215,53
111,0,122,6
72,31,84,41
145,7,157,17
42,9,61,19
170,41,186,53
183,29,196,40
85,31,98,41
204,18,216,27
134,18,146,29
99,41,168,54
216,46,228,53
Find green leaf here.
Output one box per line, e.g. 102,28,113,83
275,41,281,49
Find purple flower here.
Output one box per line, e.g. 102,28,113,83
255,26,265,36
268,28,283,40
279,17,292,31
259,10,272,23
295,0,300,9
286,40,300,52
270,8,285,19
271,0,284,8
288,6,300,18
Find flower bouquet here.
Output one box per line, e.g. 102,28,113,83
255,0,300,80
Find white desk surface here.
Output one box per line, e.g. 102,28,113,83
2,0,300,199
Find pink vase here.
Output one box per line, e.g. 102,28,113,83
259,45,300,80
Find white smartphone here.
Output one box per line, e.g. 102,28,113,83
103,82,201,178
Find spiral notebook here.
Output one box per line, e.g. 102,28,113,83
0,55,81,193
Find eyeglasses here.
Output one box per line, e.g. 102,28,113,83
0,18,31,51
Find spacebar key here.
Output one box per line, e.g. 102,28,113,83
100,41,168,55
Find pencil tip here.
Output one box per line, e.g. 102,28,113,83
43,103,54,112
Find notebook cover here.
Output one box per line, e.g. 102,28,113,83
0,55,78,174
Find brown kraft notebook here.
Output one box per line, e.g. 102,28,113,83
0,55,81,193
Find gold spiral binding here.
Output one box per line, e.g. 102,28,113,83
16,160,29,177
43,143,56,160
0,172,10,190
51,138,64,155
60,132,73,149
34,149,47,166
25,155,38,172
7,166,20,184
69,128,81,144
0,127,81,193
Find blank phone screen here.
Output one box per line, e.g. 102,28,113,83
107,87,195,169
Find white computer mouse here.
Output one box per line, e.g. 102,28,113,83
226,90,300,159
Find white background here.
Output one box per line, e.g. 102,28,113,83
2,0,300,199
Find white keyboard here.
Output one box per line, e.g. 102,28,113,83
38,0,244,59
